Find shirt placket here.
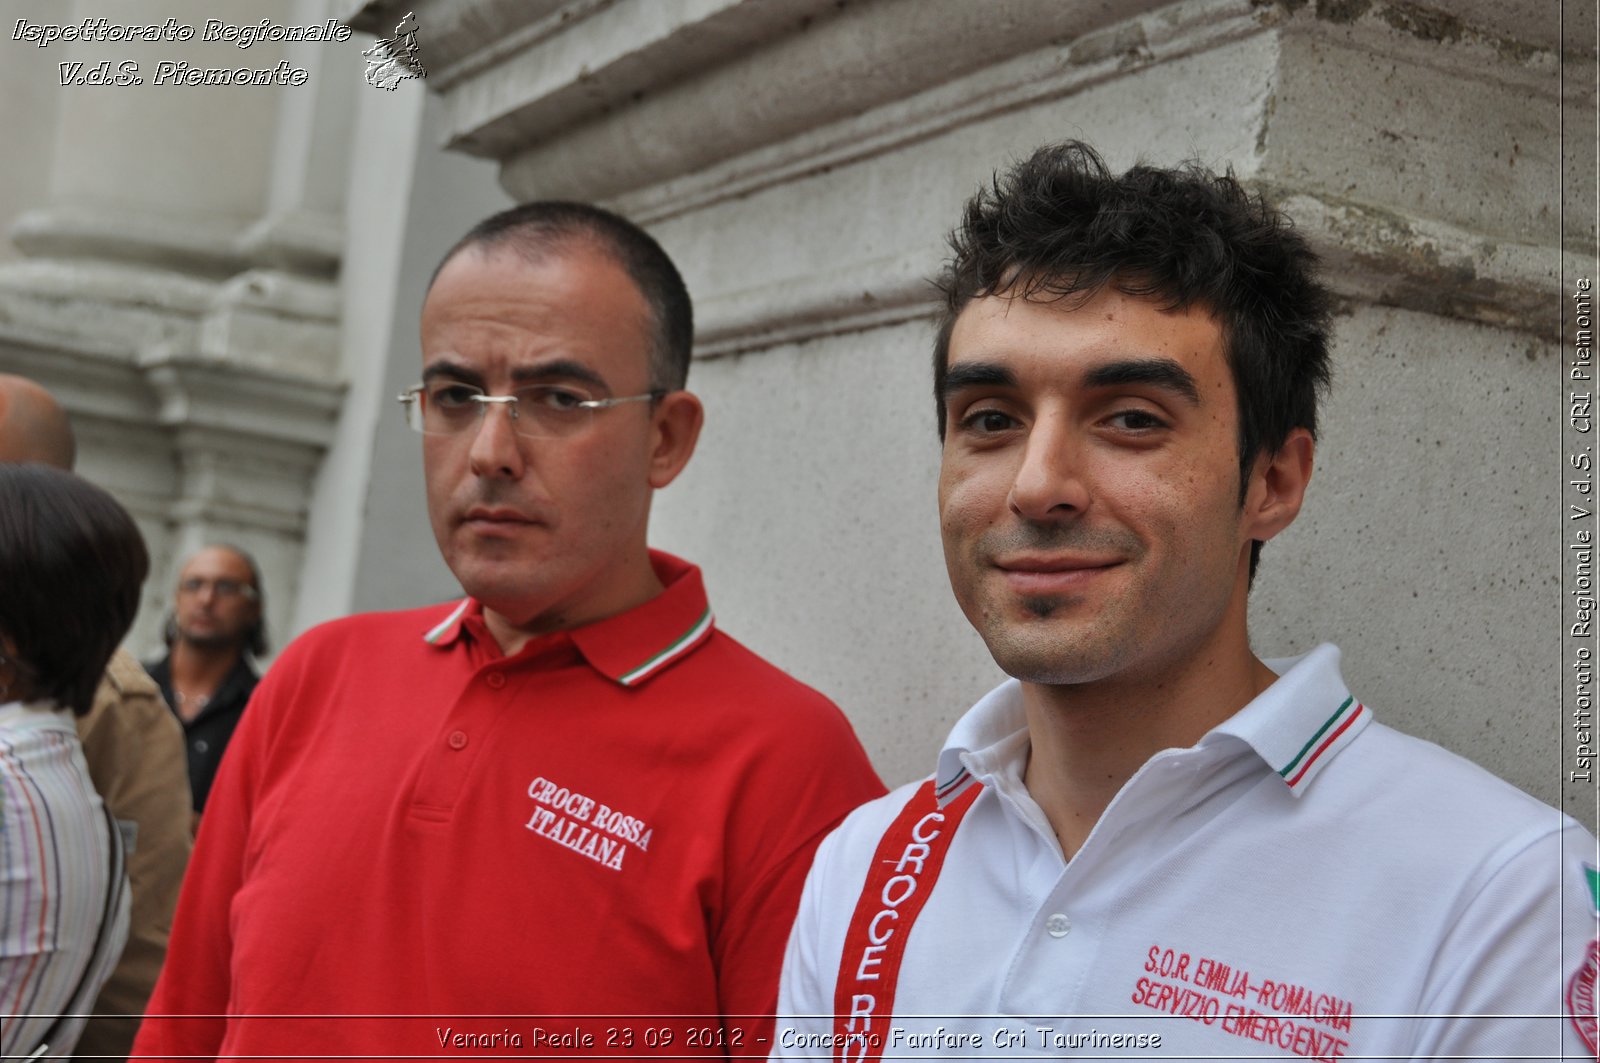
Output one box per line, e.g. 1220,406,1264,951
407,661,517,822
996,750,1208,1020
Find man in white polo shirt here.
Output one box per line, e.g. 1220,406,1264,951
772,142,1599,1060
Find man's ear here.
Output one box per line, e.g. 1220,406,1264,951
1243,427,1314,544
647,390,704,489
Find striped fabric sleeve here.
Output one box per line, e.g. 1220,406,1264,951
0,707,122,1056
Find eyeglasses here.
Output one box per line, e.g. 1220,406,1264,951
178,578,258,600
398,381,666,439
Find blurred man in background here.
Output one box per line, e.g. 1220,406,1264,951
147,544,265,821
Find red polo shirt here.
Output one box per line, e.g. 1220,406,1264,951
135,552,884,1060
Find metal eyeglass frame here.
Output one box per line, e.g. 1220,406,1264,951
397,384,667,436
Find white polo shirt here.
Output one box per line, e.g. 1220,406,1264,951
773,645,1599,1060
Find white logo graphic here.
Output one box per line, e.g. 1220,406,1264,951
524,776,655,872
362,11,424,91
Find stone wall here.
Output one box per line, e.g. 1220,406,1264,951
1,0,1591,826
349,0,1598,824
0,0,365,651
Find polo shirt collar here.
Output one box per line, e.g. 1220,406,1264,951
421,599,472,646
935,679,1026,808
934,642,1370,806
1210,642,1370,797
418,550,716,688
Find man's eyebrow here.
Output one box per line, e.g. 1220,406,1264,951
421,358,484,386
419,358,610,392
941,361,1018,402
1083,358,1201,405
508,360,609,391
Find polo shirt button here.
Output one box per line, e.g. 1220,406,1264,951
485,672,506,689
194,739,209,753
447,730,468,750
1045,913,1071,938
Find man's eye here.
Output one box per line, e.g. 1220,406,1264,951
1107,409,1168,431
959,408,1019,434
428,384,481,409
524,386,591,412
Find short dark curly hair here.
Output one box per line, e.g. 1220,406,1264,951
932,141,1332,578
0,464,149,716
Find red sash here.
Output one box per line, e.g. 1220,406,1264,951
831,776,982,1062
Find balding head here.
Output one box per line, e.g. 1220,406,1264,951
0,374,76,469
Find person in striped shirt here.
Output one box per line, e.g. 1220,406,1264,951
0,372,194,1062
0,463,148,1058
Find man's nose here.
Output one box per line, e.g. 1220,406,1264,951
1007,415,1090,521
467,399,528,478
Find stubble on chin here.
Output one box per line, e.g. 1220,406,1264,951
989,634,1123,687
968,596,1128,687
178,626,248,653
1020,596,1059,619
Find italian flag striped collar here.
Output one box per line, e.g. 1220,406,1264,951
1215,643,1372,797
936,678,1028,808
418,551,717,688
422,598,473,646
933,645,1370,802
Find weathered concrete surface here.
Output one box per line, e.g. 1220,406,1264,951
0,0,368,651
376,0,1589,823
8,0,1564,821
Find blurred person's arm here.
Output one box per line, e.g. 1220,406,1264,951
73,650,192,1059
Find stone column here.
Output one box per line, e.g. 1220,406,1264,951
0,0,360,651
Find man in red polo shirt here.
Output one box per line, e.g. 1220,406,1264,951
135,203,884,1060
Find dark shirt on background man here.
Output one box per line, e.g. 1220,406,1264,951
147,654,258,813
